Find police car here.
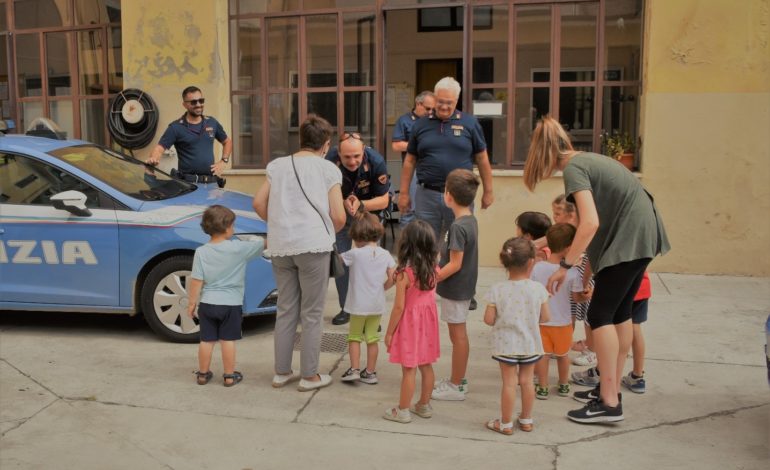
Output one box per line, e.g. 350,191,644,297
0,129,276,343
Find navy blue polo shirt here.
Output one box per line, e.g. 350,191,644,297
406,111,486,186
392,110,418,161
157,115,228,174
325,146,389,202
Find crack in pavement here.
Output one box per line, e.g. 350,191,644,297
645,356,764,368
1,358,63,400
548,445,560,470
0,400,59,438
292,352,346,424
656,273,672,295
557,402,770,446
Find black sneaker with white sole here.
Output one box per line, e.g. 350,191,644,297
573,385,600,403
567,399,624,423
341,367,360,382
359,369,378,384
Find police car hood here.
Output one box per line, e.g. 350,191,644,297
137,186,266,233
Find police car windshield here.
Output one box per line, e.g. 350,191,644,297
47,145,195,201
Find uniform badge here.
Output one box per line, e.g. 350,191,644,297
378,174,388,185
453,129,462,137
205,126,214,137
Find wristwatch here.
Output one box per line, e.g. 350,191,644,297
559,258,574,269
221,156,230,164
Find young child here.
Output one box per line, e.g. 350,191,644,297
552,194,566,223
384,220,441,423
484,237,550,435
622,272,651,393
515,211,552,261
530,223,583,399
433,169,480,401
340,213,396,384
187,205,265,387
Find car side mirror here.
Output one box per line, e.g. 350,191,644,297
50,190,92,217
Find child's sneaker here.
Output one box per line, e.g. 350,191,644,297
557,383,571,396
535,385,549,400
461,377,469,393
567,399,624,423
572,349,597,366
410,402,433,418
431,379,466,401
571,366,600,386
359,369,378,384
341,367,360,382
621,371,646,394
383,407,411,423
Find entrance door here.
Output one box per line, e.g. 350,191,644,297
416,59,461,102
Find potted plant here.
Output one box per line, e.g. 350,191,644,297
600,130,636,170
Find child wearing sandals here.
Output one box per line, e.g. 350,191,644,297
339,213,397,385
383,220,441,423
187,205,265,387
484,237,551,435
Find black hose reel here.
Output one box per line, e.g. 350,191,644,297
107,88,159,150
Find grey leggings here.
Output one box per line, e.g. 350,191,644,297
271,251,330,378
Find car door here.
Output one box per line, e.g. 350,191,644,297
0,153,120,307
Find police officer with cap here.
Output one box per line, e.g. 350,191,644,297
325,133,390,325
147,86,232,186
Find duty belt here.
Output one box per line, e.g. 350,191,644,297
173,170,225,187
418,181,445,193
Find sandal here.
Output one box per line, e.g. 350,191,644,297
518,416,534,432
223,371,243,387
486,419,513,436
195,370,213,385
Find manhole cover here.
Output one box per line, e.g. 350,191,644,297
293,331,348,354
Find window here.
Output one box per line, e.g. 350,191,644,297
0,153,101,207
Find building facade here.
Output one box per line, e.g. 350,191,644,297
2,0,769,275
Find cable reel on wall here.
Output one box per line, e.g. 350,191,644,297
107,88,159,151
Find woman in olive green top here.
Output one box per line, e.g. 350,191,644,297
523,117,669,424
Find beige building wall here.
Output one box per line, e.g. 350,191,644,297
122,1,770,275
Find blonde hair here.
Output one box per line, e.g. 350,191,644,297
523,116,574,191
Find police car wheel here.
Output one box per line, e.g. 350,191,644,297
141,255,199,343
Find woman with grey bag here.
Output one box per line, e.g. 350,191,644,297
253,114,346,391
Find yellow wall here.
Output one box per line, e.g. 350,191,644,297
122,0,231,166
640,0,770,275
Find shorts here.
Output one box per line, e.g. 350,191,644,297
539,325,573,356
492,354,542,365
347,314,382,344
439,297,472,324
198,303,243,342
632,299,649,324
586,258,651,329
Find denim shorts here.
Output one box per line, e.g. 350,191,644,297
198,303,243,342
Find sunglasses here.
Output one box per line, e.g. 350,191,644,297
184,98,205,105
339,131,362,143
419,103,434,112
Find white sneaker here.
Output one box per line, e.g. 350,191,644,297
572,349,597,367
272,371,300,388
431,378,466,401
297,374,332,391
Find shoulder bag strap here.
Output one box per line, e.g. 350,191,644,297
290,154,331,236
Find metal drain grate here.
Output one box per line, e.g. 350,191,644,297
293,331,348,354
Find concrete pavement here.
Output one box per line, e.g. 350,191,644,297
1,270,768,469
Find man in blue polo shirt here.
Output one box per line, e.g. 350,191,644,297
392,90,435,227
326,133,390,325
147,86,232,185
397,76,494,238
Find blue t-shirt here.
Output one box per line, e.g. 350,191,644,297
406,111,487,186
158,115,228,174
392,110,419,160
191,239,265,306
325,146,390,203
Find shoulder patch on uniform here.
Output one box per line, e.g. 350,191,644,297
378,174,388,185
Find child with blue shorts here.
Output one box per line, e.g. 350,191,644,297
187,205,265,387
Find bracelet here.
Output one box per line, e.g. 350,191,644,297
559,258,573,269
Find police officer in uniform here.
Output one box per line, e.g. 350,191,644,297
147,86,232,186
391,90,435,227
397,76,494,238
325,133,390,325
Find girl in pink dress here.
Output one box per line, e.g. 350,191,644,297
383,220,441,423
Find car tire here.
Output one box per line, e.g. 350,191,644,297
141,255,199,343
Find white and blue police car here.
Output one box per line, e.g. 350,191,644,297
0,129,276,342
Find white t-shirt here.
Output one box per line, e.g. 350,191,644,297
265,155,342,257
530,261,582,326
341,244,396,315
485,279,549,356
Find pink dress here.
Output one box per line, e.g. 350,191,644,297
388,267,440,367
